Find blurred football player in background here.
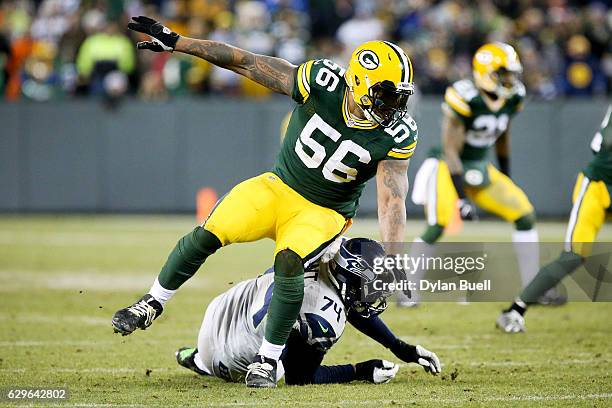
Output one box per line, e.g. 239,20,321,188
175,237,440,384
111,17,419,388
402,43,562,306
498,105,612,333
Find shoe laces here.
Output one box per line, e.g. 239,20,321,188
128,299,156,325
248,362,274,378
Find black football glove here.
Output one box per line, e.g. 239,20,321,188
128,16,180,52
354,359,399,384
457,199,478,221
390,339,441,375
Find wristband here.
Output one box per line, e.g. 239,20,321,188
450,173,467,199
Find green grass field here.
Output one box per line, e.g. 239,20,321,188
0,216,611,407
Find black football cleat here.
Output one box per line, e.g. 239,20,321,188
245,354,277,388
112,294,163,336
175,347,209,376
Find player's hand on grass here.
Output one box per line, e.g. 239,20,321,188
390,339,441,375
355,359,399,384
457,199,477,221
128,16,180,52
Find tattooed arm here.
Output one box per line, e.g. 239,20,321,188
175,37,296,96
127,16,296,96
376,159,410,250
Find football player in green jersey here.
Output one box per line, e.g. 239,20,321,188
112,16,418,388
401,42,559,306
498,105,612,333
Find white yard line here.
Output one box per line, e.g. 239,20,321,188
0,340,171,347
11,393,612,408
0,367,170,373
0,232,169,247
0,314,109,326
0,270,213,291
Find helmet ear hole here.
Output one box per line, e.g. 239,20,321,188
354,76,360,86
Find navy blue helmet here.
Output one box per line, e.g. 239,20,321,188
327,238,395,318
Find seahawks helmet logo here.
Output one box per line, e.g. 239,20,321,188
358,50,379,70
345,258,367,273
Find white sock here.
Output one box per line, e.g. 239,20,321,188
512,229,540,287
193,351,211,375
396,237,436,303
258,338,285,361
148,278,176,307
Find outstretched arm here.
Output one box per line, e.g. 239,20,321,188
175,37,296,96
282,330,398,384
127,16,296,96
347,311,441,375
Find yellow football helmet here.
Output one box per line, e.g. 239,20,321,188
473,42,523,99
345,40,414,127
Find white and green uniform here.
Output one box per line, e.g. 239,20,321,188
196,263,346,383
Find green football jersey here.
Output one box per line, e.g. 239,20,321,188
272,59,418,218
584,105,612,184
443,79,525,162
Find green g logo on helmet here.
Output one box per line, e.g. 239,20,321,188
357,50,380,70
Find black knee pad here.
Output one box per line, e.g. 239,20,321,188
193,226,222,255
274,249,304,278
514,212,536,231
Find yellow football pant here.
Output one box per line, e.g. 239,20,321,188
204,172,350,265
425,161,534,226
564,172,611,256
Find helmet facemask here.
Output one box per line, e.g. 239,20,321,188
329,258,391,318
327,238,395,318
488,67,522,99
360,80,413,128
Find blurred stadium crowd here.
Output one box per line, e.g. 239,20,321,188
0,0,610,102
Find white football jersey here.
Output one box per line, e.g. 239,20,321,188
196,263,346,382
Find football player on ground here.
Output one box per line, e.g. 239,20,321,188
497,105,612,333
401,42,561,306
175,237,441,384
112,17,419,388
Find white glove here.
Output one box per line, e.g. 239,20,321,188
372,360,399,384
355,359,399,384
320,236,344,263
415,345,441,375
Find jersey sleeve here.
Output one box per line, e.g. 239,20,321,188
591,105,612,154
294,278,346,351
291,60,316,104
385,114,419,160
295,313,339,351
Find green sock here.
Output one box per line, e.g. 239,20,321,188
265,249,305,345
520,251,583,304
421,224,444,244
158,227,221,290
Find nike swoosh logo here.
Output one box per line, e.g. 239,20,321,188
317,321,329,334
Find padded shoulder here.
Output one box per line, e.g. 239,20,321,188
292,59,347,104
443,79,478,118
384,114,419,160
